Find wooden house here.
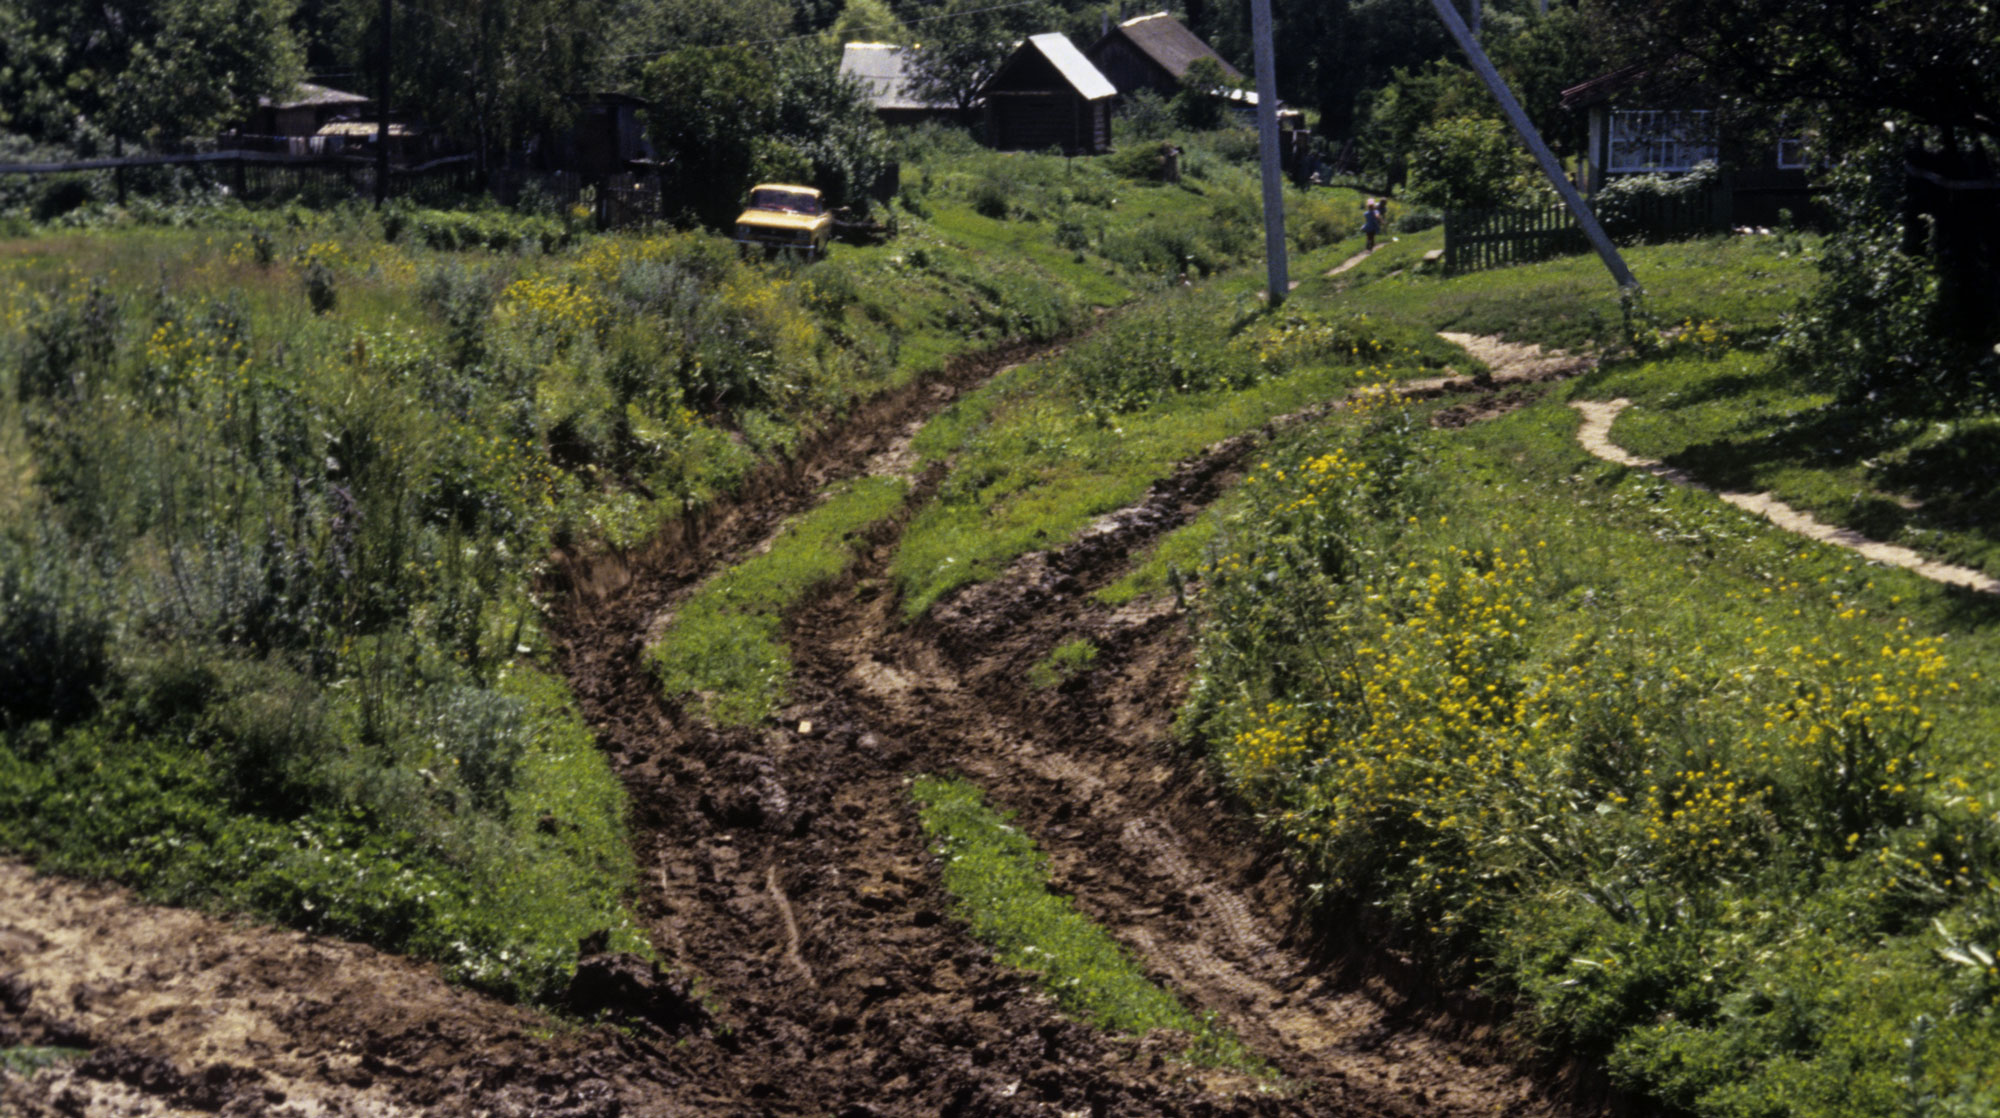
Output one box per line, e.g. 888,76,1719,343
840,43,957,126
1085,12,1242,101
1561,67,1814,226
980,33,1117,155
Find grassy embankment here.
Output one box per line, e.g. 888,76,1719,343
1154,238,2000,1117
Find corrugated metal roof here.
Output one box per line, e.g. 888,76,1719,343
1108,13,1242,83
262,82,370,110
1025,33,1117,101
316,121,416,137
839,43,952,112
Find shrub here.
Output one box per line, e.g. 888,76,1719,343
1407,115,1532,212
1117,88,1173,142
1592,160,1722,243
1062,289,1256,413
970,172,1011,219
0,534,111,730
16,280,118,404
303,255,338,315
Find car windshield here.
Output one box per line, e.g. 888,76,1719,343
750,188,820,215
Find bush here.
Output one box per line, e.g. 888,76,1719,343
303,255,338,315
1779,143,2000,410
1592,160,1722,243
1062,290,1256,413
1116,88,1173,142
1407,115,1532,212
0,535,111,729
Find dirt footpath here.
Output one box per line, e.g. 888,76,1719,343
3,337,1619,1116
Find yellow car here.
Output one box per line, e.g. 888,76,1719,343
733,183,833,259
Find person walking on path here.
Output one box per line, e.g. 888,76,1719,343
1362,198,1385,251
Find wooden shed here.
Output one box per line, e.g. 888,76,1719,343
246,83,371,139
1085,12,1242,101
980,34,1116,155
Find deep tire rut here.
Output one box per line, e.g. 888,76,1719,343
548,337,1619,1116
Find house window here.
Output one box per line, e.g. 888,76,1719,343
1776,136,1807,170
1608,110,1718,173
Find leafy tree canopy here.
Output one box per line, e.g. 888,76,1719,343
0,0,305,147
353,0,611,169
641,43,886,226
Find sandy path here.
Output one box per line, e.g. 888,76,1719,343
1572,398,2000,595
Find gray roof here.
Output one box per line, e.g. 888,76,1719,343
840,43,953,112
1103,13,1242,83
261,82,370,111
1022,33,1117,101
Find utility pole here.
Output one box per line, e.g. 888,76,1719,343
376,0,391,208
1426,0,1636,289
1250,0,1288,306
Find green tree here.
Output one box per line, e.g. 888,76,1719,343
0,0,305,147
358,0,610,171
1406,113,1530,210
1170,57,1241,132
642,43,886,227
825,0,908,45
1354,60,1490,188
1593,0,2000,140
902,0,1060,118
603,0,792,84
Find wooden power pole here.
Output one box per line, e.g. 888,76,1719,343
1427,0,1636,289
1250,0,1288,306
376,0,391,207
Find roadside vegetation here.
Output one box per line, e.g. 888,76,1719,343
1162,242,2000,1118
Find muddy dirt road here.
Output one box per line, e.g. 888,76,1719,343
3,339,1614,1116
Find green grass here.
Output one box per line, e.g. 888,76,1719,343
911,775,1264,1074
1318,234,1814,355
0,1047,88,1076
892,288,1455,618
0,665,651,1003
1026,638,1099,689
648,477,907,725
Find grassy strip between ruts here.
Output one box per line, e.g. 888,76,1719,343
910,775,1266,1075
0,1047,87,1077
647,476,907,725
892,286,1455,618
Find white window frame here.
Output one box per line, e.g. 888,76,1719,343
1776,136,1807,170
1607,110,1718,173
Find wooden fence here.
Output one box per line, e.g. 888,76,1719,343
1442,204,1588,273
1443,187,1735,274
0,149,481,208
